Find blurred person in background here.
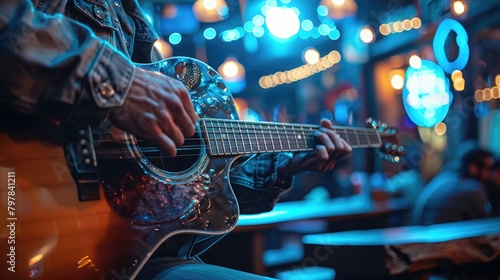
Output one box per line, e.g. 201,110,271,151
412,147,494,225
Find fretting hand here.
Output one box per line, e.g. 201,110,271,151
278,118,352,176
110,67,198,157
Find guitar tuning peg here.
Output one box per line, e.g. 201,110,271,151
391,156,400,163
366,117,379,129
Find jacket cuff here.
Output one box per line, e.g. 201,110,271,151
67,42,135,125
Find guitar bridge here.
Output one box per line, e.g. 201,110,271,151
63,125,100,201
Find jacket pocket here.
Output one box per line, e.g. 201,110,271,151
72,0,118,31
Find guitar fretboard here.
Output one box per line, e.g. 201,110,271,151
200,118,381,156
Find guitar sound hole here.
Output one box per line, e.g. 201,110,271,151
138,132,203,173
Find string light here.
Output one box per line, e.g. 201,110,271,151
475,86,500,102
451,0,467,16
359,26,375,43
379,17,422,36
260,50,341,89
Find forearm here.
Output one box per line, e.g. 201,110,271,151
0,0,134,125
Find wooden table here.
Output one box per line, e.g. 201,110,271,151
302,217,500,279
201,196,411,275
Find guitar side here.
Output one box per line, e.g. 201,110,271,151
0,126,146,279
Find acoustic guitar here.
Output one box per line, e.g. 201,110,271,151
0,57,402,279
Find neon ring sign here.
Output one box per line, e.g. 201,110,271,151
433,18,469,74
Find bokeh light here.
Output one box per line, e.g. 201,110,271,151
402,60,452,127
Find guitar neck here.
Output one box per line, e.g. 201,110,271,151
200,118,381,156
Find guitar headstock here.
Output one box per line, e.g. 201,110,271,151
366,118,405,163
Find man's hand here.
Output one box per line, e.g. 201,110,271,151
279,119,352,177
110,67,198,157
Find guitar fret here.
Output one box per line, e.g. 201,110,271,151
226,122,236,154
277,125,283,152
338,128,349,145
209,120,220,155
268,124,276,152
249,123,257,152
258,124,267,152
217,121,228,155
292,126,299,151
263,123,274,152
284,124,291,151
231,122,237,153
301,126,308,150
353,129,361,147
364,129,370,147
237,122,245,154
244,122,253,153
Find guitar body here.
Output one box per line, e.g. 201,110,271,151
0,56,400,280
0,57,240,279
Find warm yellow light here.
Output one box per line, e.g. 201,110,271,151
260,49,340,89
393,21,403,32
360,26,375,43
451,70,462,82
391,72,404,90
332,0,345,6
309,63,318,73
192,0,228,22
409,55,422,69
330,50,341,63
453,77,465,91
379,24,391,35
221,61,238,78
203,0,217,10
484,88,492,101
319,58,327,68
280,72,287,83
402,19,412,30
411,17,422,29
259,77,267,88
272,74,280,84
218,57,245,84
29,254,44,266
492,86,500,99
452,0,466,15
434,122,447,136
153,39,172,58
304,48,320,64
495,74,500,86
474,90,484,102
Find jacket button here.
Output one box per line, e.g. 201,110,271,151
94,6,106,20
114,1,120,7
99,82,115,98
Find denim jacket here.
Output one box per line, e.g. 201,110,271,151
0,0,293,214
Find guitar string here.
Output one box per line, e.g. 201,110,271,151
94,129,382,141
98,128,382,136
93,135,383,159
92,132,382,150
69,124,384,159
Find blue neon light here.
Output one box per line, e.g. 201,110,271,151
203,28,216,40
168,33,182,45
402,60,452,127
433,19,469,74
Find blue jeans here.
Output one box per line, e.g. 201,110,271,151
137,257,276,280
